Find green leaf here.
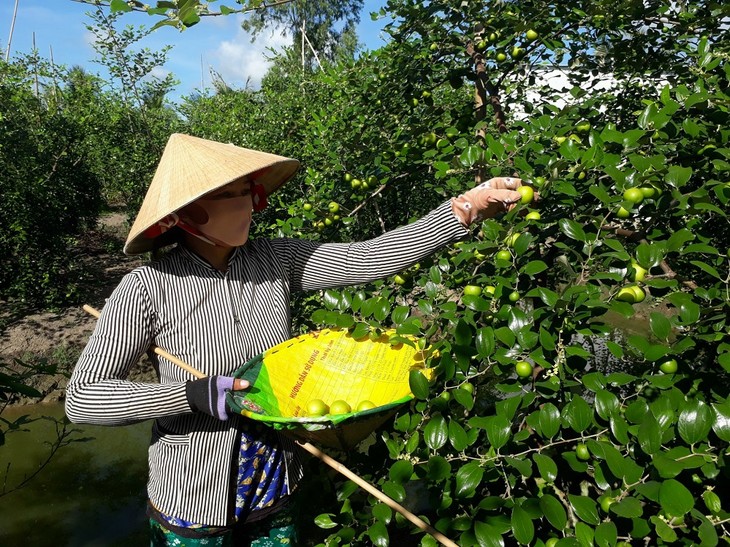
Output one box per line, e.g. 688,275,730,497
678,400,713,444
711,402,730,441
350,322,369,340
595,521,618,547
427,456,451,481
564,396,593,432
461,145,482,167
367,521,389,546
333,313,355,328
511,505,534,545
636,241,666,268
625,399,649,423
110,0,133,12
374,298,390,322
589,441,643,483
575,521,594,547
389,460,414,484
638,412,662,455
474,521,505,547
582,372,607,392
610,414,630,445
475,327,495,359
569,495,600,525
539,327,556,352
409,370,430,400
463,295,492,312
698,516,719,547
594,389,619,420
719,353,730,373
453,319,472,346
315,513,339,529
424,413,448,450
455,461,484,498
559,139,581,161
523,260,548,276
538,403,561,439
391,305,410,325
667,228,695,251
496,396,522,421
558,218,587,242
659,479,694,517
449,418,469,451
178,6,201,26
589,184,612,205
534,287,559,307
505,456,533,478
533,453,558,483
649,312,672,340
360,297,378,318
665,165,692,187
690,260,722,280
652,451,685,479
372,502,392,524
381,481,405,503
651,516,678,542
485,415,511,449
611,496,643,518
453,386,474,411
667,292,700,325
539,494,567,531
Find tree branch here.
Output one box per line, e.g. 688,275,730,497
71,0,297,21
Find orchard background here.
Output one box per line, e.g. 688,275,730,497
1,0,729,545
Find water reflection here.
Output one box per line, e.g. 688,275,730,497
0,403,150,546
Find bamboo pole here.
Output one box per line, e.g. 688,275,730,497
82,305,205,379
296,441,458,547
5,0,20,62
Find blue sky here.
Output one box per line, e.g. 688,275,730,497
1,0,391,102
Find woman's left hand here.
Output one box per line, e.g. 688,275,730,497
186,376,250,421
451,177,526,225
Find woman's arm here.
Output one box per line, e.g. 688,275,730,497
65,273,191,426
281,201,469,292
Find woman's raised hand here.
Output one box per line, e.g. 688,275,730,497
451,177,527,226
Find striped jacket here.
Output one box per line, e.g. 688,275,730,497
65,201,468,526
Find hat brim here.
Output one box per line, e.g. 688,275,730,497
124,134,300,255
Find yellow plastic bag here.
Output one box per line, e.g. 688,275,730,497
227,328,434,449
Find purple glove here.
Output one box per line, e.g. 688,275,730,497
185,376,248,421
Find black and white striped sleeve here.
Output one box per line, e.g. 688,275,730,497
281,201,469,292
65,273,191,426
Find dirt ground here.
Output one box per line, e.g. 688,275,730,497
0,212,147,405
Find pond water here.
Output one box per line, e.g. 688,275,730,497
0,403,150,546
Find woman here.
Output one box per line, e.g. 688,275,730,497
65,133,523,545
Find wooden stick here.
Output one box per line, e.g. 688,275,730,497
296,441,458,547
82,305,205,379
83,304,457,546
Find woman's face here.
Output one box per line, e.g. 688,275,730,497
182,178,254,248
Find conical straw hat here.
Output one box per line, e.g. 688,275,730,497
124,133,300,255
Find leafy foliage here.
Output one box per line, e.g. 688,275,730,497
0,55,101,306
198,1,726,544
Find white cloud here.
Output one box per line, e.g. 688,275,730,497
150,66,170,80
207,21,291,90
